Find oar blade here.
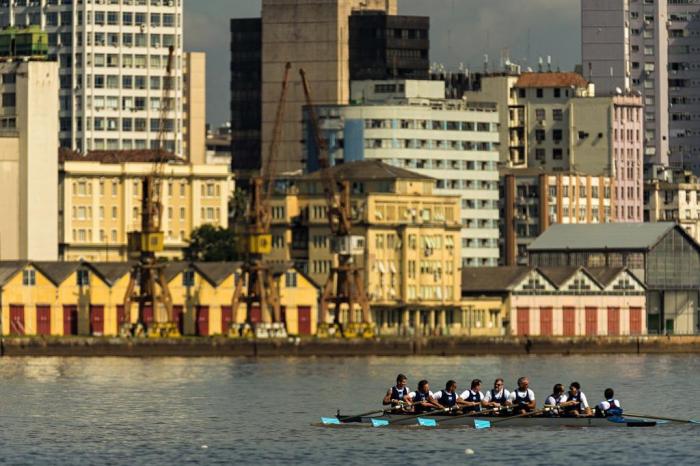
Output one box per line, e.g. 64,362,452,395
417,418,437,427
474,419,491,429
321,417,341,425
371,418,390,427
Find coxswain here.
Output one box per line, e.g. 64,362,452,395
563,382,592,417
383,374,410,411
595,388,623,417
408,380,444,414
459,379,484,413
508,376,536,415
432,380,460,413
544,384,568,416
483,378,511,415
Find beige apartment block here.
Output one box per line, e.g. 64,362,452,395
465,71,643,222
645,168,700,244
0,60,59,261
267,160,465,336
59,152,233,262
183,52,206,165
501,170,614,265
260,0,397,174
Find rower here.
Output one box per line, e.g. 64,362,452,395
408,380,444,414
544,384,567,417
382,374,410,411
563,381,592,417
483,378,511,415
595,388,623,417
508,376,536,415
459,379,484,413
433,380,459,412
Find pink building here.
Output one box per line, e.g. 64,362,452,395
462,266,647,337
612,96,644,222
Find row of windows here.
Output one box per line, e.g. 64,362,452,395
364,138,495,152
70,228,187,244
510,87,574,100
84,117,176,133
71,180,217,198
461,199,498,210
66,138,177,152
364,119,495,132
72,205,190,221
12,0,180,7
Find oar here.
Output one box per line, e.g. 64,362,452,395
322,408,389,425
622,412,700,425
417,405,507,427
474,406,549,429
371,406,457,427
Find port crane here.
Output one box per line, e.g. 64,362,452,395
299,69,373,338
122,45,177,337
230,62,292,336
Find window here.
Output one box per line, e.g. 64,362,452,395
553,148,563,160
77,269,90,286
22,269,36,286
535,129,546,142
535,108,545,120
552,109,563,121
536,88,543,98
285,272,297,288
183,270,195,287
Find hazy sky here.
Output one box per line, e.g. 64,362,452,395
184,0,581,126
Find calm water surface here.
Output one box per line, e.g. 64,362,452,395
1,354,699,465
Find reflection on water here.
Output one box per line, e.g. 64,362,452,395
1,355,699,465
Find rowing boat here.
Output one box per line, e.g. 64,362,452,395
328,413,664,428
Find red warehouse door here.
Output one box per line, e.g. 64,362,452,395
63,305,78,335
629,307,642,336
585,308,598,336
10,305,24,336
36,305,51,336
196,306,209,336
221,306,233,334
250,306,262,324
608,308,620,336
297,306,312,336
172,305,184,335
539,307,553,336
90,305,104,335
563,307,575,336
516,308,529,336
142,306,154,327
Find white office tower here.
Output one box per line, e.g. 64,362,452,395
0,0,184,156
582,0,700,172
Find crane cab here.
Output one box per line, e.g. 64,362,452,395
331,236,365,256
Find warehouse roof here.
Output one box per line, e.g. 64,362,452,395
515,72,589,89
89,262,134,286
527,223,677,252
303,160,432,182
461,266,532,293
193,262,241,286
33,262,84,285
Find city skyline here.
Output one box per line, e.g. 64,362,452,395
185,0,581,126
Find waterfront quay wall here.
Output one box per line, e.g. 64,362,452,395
0,336,698,357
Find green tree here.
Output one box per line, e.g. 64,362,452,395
185,224,238,262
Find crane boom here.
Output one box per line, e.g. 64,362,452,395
298,68,373,338
230,62,292,335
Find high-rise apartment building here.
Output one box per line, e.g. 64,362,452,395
0,0,184,156
183,51,205,164
582,0,700,171
231,0,431,179
0,60,59,261
306,80,501,267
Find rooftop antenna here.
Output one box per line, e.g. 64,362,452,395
538,56,543,72
484,54,489,73
547,55,552,72
527,28,531,66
